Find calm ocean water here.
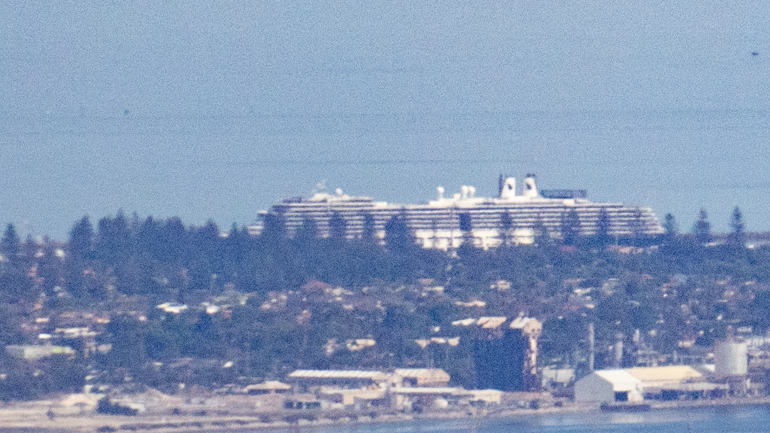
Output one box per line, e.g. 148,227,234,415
268,405,770,433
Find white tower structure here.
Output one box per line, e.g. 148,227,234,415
500,177,517,200
523,174,538,199
714,340,748,376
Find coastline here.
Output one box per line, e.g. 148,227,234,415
3,396,770,433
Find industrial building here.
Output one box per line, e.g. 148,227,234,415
242,381,291,395
394,369,451,387
574,366,729,403
574,370,644,403
286,368,451,391
452,315,541,391
286,370,392,392
714,340,748,377
285,368,499,411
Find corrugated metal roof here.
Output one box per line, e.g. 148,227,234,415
477,317,507,329
660,382,728,392
288,370,388,380
594,370,643,392
415,339,431,348
390,387,461,394
625,366,702,384
243,380,291,391
451,316,541,331
394,368,451,382
319,389,386,398
510,316,543,332
452,318,477,326
510,316,535,329
509,316,528,329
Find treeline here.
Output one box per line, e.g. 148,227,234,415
0,206,750,304
0,211,447,307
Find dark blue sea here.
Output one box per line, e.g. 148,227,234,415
269,405,770,433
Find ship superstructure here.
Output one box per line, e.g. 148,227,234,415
248,175,663,249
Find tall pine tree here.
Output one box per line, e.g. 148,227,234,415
694,209,711,246
727,206,746,248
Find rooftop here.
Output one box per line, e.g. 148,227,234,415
288,370,390,381
625,365,703,387
593,370,644,392
394,368,451,383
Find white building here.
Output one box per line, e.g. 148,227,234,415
394,368,451,387
574,370,643,403
625,365,703,391
575,365,727,402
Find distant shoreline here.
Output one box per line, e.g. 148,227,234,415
3,396,770,433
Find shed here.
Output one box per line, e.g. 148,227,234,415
394,368,451,387
287,370,391,391
625,365,725,400
574,370,643,403
625,366,702,389
243,381,291,395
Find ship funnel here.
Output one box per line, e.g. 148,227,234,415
437,186,445,201
523,174,538,198
468,186,475,198
500,177,516,200
461,185,469,199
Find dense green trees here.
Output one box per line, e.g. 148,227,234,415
328,212,347,242
593,207,611,248
384,211,413,254
694,209,712,245
560,209,580,246
361,213,377,244
103,315,148,369
728,206,746,248
532,215,551,247
499,212,514,247
0,224,32,302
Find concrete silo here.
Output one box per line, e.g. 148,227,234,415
714,340,748,377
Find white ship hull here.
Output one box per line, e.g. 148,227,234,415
249,175,663,249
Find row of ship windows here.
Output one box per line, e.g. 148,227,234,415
271,213,659,228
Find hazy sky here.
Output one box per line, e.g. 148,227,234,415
2,1,770,239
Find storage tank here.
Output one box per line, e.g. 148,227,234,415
714,340,748,376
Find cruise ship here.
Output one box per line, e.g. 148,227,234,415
248,175,663,249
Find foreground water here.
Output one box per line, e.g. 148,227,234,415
269,405,770,433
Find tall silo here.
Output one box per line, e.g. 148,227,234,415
714,340,748,376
